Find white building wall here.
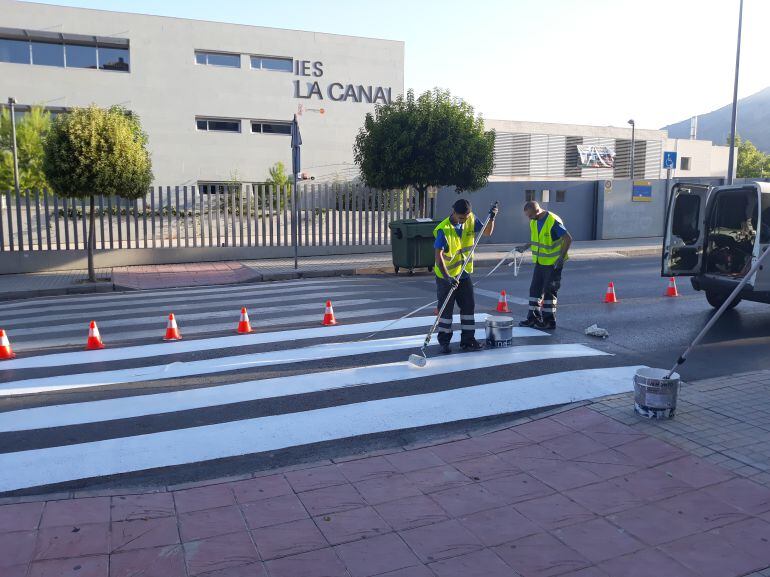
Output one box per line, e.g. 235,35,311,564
660,139,731,179
0,0,404,185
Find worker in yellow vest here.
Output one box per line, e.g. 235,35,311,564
433,198,497,354
515,200,572,330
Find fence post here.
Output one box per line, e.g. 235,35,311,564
35,190,43,250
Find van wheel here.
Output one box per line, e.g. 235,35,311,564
705,290,742,310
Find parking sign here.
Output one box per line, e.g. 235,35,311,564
663,151,677,170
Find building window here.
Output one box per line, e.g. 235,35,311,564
0,28,130,72
196,117,241,132
525,190,536,202
541,189,550,203
252,121,291,135
556,190,566,202
195,51,240,68
250,55,292,72
680,157,691,171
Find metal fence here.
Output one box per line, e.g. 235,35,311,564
0,184,423,252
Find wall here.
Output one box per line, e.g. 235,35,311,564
0,0,404,185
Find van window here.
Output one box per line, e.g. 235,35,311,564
672,195,700,245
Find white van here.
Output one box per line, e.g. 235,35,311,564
662,181,770,309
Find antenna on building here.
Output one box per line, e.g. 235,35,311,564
690,116,698,140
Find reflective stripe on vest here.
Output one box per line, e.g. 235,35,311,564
434,214,476,279
530,212,568,266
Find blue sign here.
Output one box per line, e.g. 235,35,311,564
632,180,653,202
663,151,677,170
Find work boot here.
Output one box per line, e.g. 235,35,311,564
518,315,540,328
460,338,484,352
439,343,452,354
535,317,556,330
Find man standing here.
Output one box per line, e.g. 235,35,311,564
516,201,572,330
434,198,497,354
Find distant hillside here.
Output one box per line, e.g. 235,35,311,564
663,86,770,153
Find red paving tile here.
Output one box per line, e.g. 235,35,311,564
183,532,260,576
0,501,44,532
374,494,450,531
656,488,748,530
494,532,591,577
526,460,602,492
611,467,693,502
708,517,770,565
498,442,564,463
573,459,638,480
558,568,610,577
377,565,434,577
34,523,110,561
195,562,267,576
338,456,400,483
405,465,472,494
551,408,616,431
564,479,645,515
552,517,644,564
111,493,176,522
513,493,595,530
335,533,421,577
660,530,768,577
515,418,574,443
429,439,490,463
40,497,110,528
314,506,390,545
28,555,109,577
230,475,293,504
109,544,187,577
296,483,366,517
701,476,770,513
385,447,447,473
453,454,522,481
540,432,608,460
430,482,508,517
179,505,247,542
598,548,697,577
459,504,543,546
173,484,236,514
1,565,28,577
265,547,348,577
614,436,687,466
251,518,328,560
580,428,645,448
472,428,531,454
428,548,514,577
0,530,37,568
241,494,309,529
654,455,735,489
481,472,555,504
285,465,348,493
400,519,483,563
354,473,422,505
110,516,180,553
606,503,703,546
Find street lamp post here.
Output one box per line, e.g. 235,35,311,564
627,119,636,183
727,0,744,185
7,98,21,199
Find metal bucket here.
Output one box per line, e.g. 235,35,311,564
634,367,680,419
486,316,514,348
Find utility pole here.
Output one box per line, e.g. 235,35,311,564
727,0,744,185
628,119,636,182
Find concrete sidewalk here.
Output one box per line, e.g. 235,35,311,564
2,369,769,577
0,238,661,300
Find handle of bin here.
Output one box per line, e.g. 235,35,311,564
393,229,403,239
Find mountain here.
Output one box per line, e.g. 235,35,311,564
662,86,770,153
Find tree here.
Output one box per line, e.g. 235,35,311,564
727,135,770,179
44,105,153,281
0,105,51,192
266,161,290,188
353,88,495,216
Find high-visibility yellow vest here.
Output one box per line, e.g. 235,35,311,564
530,212,568,265
433,214,476,279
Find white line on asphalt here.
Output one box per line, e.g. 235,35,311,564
0,314,508,371
8,307,408,352
0,344,605,431
0,366,644,492
474,288,530,306
0,326,548,395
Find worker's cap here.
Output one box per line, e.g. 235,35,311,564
452,199,471,215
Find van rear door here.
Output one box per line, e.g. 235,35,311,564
662,183,711,276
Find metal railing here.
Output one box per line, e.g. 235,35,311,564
0,183,422,252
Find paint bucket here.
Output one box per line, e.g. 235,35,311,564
633,367,680,419
485,316,513,348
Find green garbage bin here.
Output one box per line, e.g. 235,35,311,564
388,218,441,274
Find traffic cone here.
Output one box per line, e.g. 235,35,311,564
496,290,510,313
665,277,679,297
604,282,619,304
86,321,105,350
237,307,253,334
163,313,182,341
322,300,337,326
0,329,15,360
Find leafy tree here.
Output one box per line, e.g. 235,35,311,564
354,88,495,216
727,135,770,179
44,105,153,281
0,105,51,192
266,161,290,188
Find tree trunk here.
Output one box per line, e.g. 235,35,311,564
87,195,96,282
416,185,428,218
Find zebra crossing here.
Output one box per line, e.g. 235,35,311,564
0,276,644,494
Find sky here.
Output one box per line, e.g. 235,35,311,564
24,0,770,131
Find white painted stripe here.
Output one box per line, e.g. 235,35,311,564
8,308,407,352
1,277,374,311
474,288,530,306
0,344,606,431
0,366,644,492
0,327,547,395
0,314,508,371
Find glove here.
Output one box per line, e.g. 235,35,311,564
515,244,528,253
449,277,460,290
554,258,564,270
489,206,499,221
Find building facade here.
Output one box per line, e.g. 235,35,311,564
0,0,404,186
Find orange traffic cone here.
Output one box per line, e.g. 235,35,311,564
604,282,619,304
163,313,182,341
665,277,679,297
237,307,253,334
496,290,510,313
322,300,337,326
86,321,105,350
0,329,15,360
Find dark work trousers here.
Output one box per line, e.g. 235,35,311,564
527,264,563,321
436,276,476,345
